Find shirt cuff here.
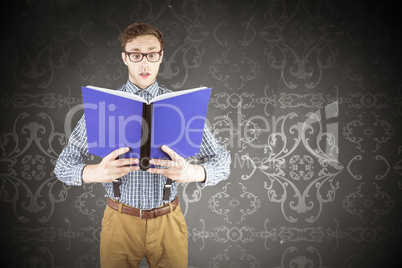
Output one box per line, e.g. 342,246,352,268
199,163,215,187
72,164,86,186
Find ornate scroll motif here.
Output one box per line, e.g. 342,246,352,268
242,110,343,223
208,182,261,224
210,92,256,110
74,184,106,224
0,86,80,109
277,246,329,268
76,49,125,87
209,49,261,90
343,246,392,268
342,183,395,224
191,216,394,253
2,218,101,250
208,246,261,268
74,246,100,268
347,155,363,180
179,180,204,217
344,51,391,90
11,247,56,268
0,112,68,223
342,111,395,153
158,0,210,88
260,0,343,89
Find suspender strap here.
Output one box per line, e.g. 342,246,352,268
112,179,122,198
163,178,173,202
113,178,171,201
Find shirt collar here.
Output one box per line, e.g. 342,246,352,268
125,80,159,98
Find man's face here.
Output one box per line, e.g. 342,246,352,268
122,35,163,89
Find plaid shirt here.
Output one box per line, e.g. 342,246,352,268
54,80,231,209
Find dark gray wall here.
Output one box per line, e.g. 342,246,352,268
1,0,401,267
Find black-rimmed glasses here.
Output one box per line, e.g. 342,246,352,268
123,51,162,63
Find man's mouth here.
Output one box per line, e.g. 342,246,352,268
140,72,150,78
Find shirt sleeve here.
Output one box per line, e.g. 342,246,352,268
54,115,90,186
197,125,231,187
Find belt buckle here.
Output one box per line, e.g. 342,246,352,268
139,209,151,219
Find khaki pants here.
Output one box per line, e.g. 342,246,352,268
100,202,188,268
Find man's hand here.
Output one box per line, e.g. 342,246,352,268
82,147,139,183
147,145,206,183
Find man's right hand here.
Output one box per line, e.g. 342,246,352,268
82,147,139,183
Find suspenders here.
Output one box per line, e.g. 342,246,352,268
112,179,122,198
112,177,173,203
162,178,173,202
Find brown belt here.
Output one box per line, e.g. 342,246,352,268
107,197,179,219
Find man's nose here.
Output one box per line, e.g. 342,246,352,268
140,55,149,65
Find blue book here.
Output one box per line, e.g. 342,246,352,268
81,85,211,170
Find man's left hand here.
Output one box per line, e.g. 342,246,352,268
147,145,206,183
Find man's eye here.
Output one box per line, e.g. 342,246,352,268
132,54,142,59
148,53,157,58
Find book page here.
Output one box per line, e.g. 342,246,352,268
86,85,147,103
150,86,208,103
151,87,211,159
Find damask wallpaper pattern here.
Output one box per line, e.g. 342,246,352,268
0,0,401,267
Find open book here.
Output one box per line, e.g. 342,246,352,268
81,85,211,170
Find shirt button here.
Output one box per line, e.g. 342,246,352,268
142,190,146,194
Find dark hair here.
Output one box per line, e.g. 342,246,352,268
119,23,164,51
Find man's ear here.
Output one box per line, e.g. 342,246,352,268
122,52,128,65
160,50,163,63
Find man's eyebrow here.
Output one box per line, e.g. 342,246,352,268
125,48,140,52
128,47,160,52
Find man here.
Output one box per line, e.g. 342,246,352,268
54,22,231,267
